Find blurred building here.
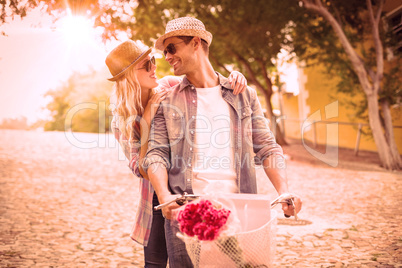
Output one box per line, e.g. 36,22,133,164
275,2,402,154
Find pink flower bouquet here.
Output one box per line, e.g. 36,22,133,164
176,195,277,267
177,199,248,267
177,199,231,241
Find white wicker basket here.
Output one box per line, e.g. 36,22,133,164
178,194,278,268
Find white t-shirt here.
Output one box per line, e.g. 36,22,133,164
192,85,238,195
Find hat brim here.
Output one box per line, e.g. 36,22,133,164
155,29,212,51
107,47,152,81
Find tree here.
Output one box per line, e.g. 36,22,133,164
0,0,98,24
0,116,28,130
44,68,114,133
297,0,401,170
4,0,400,168
2,0,298,144
96,0,302,145
44,82,71,131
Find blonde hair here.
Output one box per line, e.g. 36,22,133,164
112,66,144,142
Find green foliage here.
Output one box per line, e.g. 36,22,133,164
1,0,36,24
44,81,72,131
381,66,402,105
0,0,100,24
43,68,114,133
155,56,175,77
5,0,401,138
292,0,402,122
97,0,302,116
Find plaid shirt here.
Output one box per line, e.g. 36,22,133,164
144,73,285,195
111,76,181,246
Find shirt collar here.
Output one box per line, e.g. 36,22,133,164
177,72,234,92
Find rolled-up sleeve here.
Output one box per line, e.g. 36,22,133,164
142,104,171,173
111,116,142,178
249,88,284,161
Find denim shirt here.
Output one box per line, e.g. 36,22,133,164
143,72,284,195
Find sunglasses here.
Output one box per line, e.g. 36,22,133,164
136,56,155,72
163,41,186,57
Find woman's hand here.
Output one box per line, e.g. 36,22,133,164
148,89,169,106
144,89,169,120
228,70,248,95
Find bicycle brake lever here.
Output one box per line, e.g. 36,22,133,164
271,193,298,221
154,192,200,211
286,197,298,221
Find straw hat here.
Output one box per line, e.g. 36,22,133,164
105,40,152,81
155,17,213,51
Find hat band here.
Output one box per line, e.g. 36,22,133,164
112,49,150,79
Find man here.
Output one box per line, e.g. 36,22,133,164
143,17,302,267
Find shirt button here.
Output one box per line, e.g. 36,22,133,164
192,116,195,119
188,163,191,167
190,147,193,151
243,112,246,116
173,113,176,116
192,100,196,103
191,130,194,134
187,179,191,182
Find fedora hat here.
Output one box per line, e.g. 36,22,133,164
105,40,152,81
155,17,213,51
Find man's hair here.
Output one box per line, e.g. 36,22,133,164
177,36,209,55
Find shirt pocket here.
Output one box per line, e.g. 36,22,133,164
166,110,185,140
240,106,252,119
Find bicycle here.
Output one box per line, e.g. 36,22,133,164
156,193,298,268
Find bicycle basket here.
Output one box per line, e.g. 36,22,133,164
177,194,278,268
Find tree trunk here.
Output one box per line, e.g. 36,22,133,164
301,0,400,170
261,92,288,146
367,95,400,170
252,80,288,146
380,99,402,168
229,50,288,146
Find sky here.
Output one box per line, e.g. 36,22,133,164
0,7,299,125
0,8,127,124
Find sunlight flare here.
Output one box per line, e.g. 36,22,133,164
60,15,95,46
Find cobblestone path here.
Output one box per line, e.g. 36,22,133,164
0,130,144,267
0,130,401,267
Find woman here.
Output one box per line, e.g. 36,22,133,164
105,40,247,267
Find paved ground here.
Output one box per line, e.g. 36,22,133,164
264,142,402,268
0,130,401,267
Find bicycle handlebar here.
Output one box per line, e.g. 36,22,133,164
154,192,298,220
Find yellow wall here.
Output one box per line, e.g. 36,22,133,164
282,63,402,154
